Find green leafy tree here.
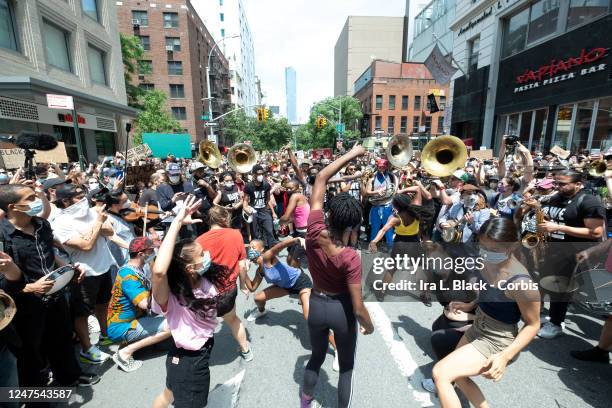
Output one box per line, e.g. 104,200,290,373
120,34,150,108
133,91,181,145
302,96,363,149
223,108,291,151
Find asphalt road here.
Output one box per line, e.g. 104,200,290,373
70,253,611,408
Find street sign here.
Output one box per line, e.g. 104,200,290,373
201,115,210,121
208,134,218,143
205,122,218,127
336,123,345,133
46,94,74,110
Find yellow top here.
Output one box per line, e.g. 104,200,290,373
394,217,419,236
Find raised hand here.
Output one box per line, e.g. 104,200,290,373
174,194,202,226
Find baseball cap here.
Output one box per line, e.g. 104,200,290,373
129,237,159,254
461,184,481,192
189,161,205,173
55,184,82,201
166,163,181,176
42,178,66,191
536,179,554,189
452,169,469,182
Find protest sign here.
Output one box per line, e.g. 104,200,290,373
34,142,69,163
127,143,152,162
125,164,155,186
470,149,493,160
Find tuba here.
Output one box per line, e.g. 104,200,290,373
588,160,607,177
421,135,468,177
228,143,257,174
386,134,413,169
198,140,222,169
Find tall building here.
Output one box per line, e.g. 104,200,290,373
0,0,136,162
116,0,232,145
285,67,297,124
408,0,456,62
193,0,258,116
353,60,448,137
334,16,405,96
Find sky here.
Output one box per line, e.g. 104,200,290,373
246,0,408,124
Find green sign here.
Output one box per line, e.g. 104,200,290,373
201,115,210,121
336,123,345,134
142,133,192,158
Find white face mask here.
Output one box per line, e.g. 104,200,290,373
463,194,478,209
225,181,234,189
272,172,279,177
479,248,509,264
169,175,181,184
88,182,99,190
256,175,264,183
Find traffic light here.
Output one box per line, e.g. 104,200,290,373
321,116,327,127
263,107,269,121
257,107,263,122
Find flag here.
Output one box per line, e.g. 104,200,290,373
427,93,439,113
424,44,458,85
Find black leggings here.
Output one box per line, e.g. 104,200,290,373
430,313,472,360
303,292,357,408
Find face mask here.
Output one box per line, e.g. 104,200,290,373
489,182,498,190
169,175,181,184
308,175,316,185
89,182,99,190
479,248,509,264
144,253,156,264
0,174,9,185
370,160,375,166
122,199,132,209
20,198,44,216
247,247,261,261
272,172,279,177
37,176,47,182
225,181,234,189
256,175,264,183
195,251,212,276
463,194,478,209
497,185,506,193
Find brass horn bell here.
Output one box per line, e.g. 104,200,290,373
421,135,468,177
228,143,257,174
198,140,222,169
386,134,413,169
588,160,607,177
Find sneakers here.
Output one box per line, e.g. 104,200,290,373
538,321,563,339
421,378,436,394
80,345,111,364
240,343,253,362
300,392,322,408
112,352,143,372
87,315,101,333
75,372,101,387
98,336,114,347
570,346,610,363
246,308,267,322
332,349,339,372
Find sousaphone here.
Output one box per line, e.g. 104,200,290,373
228,143,257,173
421,135,468,177
198,140,222,169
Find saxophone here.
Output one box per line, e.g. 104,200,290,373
522,207,546,249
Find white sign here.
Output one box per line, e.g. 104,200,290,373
208,134,218,143
443,103,452,130
424,44,458,85
46,94,74,110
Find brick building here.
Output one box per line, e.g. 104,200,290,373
354,60,449,138
116,0,232,145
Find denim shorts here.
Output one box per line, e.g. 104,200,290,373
124,315,166,343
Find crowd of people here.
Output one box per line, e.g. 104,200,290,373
0,133,610,408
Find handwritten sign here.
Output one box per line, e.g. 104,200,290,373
34,142,69,164
550,145,570,160
125,164,155,187
127,143,152,162
470,149,493,160
0,148,26,169
311,148,333,160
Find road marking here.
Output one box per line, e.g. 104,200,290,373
365,302,439,407
208,369,245,408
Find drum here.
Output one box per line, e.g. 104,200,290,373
45,265,76,295
572,266,612,316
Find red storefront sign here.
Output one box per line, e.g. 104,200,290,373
58,113,86,125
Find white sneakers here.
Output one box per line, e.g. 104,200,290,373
246,308,267,322
332,350,339,372
80,345,111,365
538,321,564,339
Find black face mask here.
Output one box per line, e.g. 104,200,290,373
308,175,316,185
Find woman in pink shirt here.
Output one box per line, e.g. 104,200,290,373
151,196,226,408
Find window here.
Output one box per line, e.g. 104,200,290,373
81,0,99,22
467,36,479,73
139,83,154,92
502,7,529,58
387,116,395,134
389,95,396,110
553,104,574,149
138,36,150,51
169,84,184,98
375,95,382,110
132,10,148,26
139,60,152,74
167,61,182,75
571,101,595,153
440,95,446,110
568,0,609,28
412,116,420,133
163,12,179,28
221,28,225,37
1,0,18,51
401,95,408,110
592,97,612,150
171,107,187,120
532,109,548,152
414,95,421,111
437,117,444,134
400,116,407,133
375,116,382,130
165,37,181,51
43,21,71,72
95,131,115,157
527,0,560,44
519,111,533,145
87,45,107,85
220,13,224,22
425,116,432,132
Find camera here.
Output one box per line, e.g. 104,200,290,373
505,135,519,145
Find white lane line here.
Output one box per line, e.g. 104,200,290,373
365,302,439,407
208,369,245,408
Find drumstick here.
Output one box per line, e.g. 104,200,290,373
143,206,148,237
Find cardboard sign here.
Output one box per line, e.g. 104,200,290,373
127,143,152,162
0,148,26,169
550,145,570,160
34,142,69,164
470,149,493,160
311,148,332,160
125,164,155,187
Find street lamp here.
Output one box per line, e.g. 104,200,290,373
206,34,239,144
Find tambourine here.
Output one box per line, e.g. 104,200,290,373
45,265,76,295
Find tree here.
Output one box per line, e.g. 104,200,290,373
222,109,292,151
301,96,363,149
133,91,181,145
120,34,149,108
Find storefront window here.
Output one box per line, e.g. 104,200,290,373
519,111,532,145
532,109,547,153
502,7,529,58
567,0,609,29
591,97,612,151
553,104,574,149
507,113,520,135
95,131,115,157
527,0,560,44
53,126,83,162
571,101,595,153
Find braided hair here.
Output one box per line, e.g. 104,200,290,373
327,192,362,237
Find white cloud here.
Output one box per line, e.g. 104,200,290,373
246,0,406,123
